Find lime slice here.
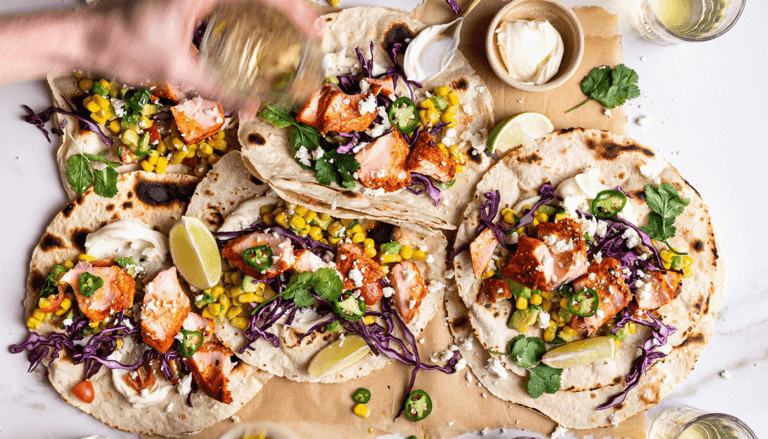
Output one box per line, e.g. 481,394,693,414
308,335,371,379
541,336,616,368
486,112,554,153
169,216,222,289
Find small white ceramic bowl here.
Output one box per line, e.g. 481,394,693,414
486,0,584,93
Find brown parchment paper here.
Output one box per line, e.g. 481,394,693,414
144,2,642,439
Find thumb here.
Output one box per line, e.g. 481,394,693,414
168,51,239,107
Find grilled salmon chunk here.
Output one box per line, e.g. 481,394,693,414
635,270,682,310
501,237,555,292
478,278,512,305
405,131,456,183
182,312,216,341
293,249,335,273
296,84,337,128
362,77,396,99
335,243,385,290
389,260,428,322
171,97,225,144
140,267,191,353
535,217,588,289
469,228,499,280
321,91,377,134
184,341,235,404
355,130,412,192
570,257,631,336
358,281,384,306
222,232,295,280
60,263,135,323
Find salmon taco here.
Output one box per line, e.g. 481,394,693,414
24,72,239,200
448,129,724,428
11,172,270,437
238,7,497,230
186,151,459,392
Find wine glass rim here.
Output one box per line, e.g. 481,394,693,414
643,0,747,42
673,413,757,439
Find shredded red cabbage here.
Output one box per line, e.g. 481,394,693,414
614,186,634,199
597,310,676,409
214,223,332,257
515,182,556,230
23,105,114,146
445,0,461,14
355,42,376,79
407,173,442,206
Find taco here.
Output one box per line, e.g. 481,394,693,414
186,151,455,385
12,172,270,437
448,129,724,428
27,72,239,199
238,7,497,231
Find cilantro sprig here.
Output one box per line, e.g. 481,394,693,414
66,133,121,197
259,105,360,190
251,268,343,314
640,183,691,255
566,64,640,113
490,335,562,399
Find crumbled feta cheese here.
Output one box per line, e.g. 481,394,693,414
402,270,416,282
538,309,551,329
561,194,588,217
595,220,608,238
359,79,370,94
466,372,473,383
348,268,364,287
596,309,605,319
720,370,732,379
231,415,240,423
295,146,312,167
358,93,377,115
454,358,467,371
636,115,651,127
588,273,596,281
594,252,603,263
165,402,174,413
623,228,642,249
408,298,417,309
312,148,324,160
382,287,395,298
604,109,612,118
63,318,73,327
639,159,666,184
551,425,568,439
486,358,508,379
507,231,519,245
462,103,474,115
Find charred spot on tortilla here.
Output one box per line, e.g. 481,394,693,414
632,189,646,201
72,228,92,252
451,77,469,92
614,403,625,410
468,149,483,164
135,179,196,206
591,393,597,399
122,201,133,209
517,153,542,164
40,233,65,251
62,202,75,218
247,132,266,146
677,332,706,349
693,239,705,252
249,175,264,186
127,191,134,199
105,204,115,212
30,269,47,295
617,172,626,180
110,212,121,221
340,190,364,200
682,177,701,197
209,211,224,228
382,22,414,54
559,127,581,134
712,246,719,260
612,376,623,385
704,294,711,315
450,316,468,332
75,194,85,205
204,189,214,197
585,136,655,160
693,296,704,313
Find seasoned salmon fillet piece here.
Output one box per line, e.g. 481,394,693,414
477,278,512,305
362,77,396,99
295,84,337,128
358,281,384,306
222,232,295,280
140,267,191,354
389,260,428,322
405,131,456,183
535,218,588,289
335,243,385,290
355,130,412,192
171,97,225,144
183,341,235,404
321,91,377,134
470,228,499,280
60,263,135,323
501,237,555,292
635,270,681,310
570,257,631,336
293,249,335,273
182,312,215,341
148,81,184,104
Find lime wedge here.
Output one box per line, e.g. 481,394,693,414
169,216,222,289
486,112,554,154
541,336,616,368
307,335,371,379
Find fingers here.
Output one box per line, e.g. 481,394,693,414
188,0,320,36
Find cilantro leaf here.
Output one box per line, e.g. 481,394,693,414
509,335,547,368
527,364,563,398
92,167,119,198
66,154,93,194
83,152,122,169
284,285,315,307
255,269,343,313
567,64,640,113
314,159,338,186
259,104,295,129
640,183,691,253
310,268,343,302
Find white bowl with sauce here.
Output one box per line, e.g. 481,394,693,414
486,0,584,93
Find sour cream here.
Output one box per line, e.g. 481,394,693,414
404,20,461,82
112,367,174,409
496,19,563,84
85,219,168,275
219,197,281,233
555,171,639,224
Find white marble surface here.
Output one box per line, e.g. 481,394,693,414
1,0,766,438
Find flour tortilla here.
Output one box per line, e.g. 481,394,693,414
450,129,724,427
186,152,448,383
47,74,240,199
238,7,495,231
23,171,271,436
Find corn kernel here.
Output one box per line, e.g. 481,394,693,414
560,298,569,309
199,143,213,156
205,303,223,317
542,300,552,312
426,108,439,123
26,317,41,330
395,255,403,262
662,260,672,270
294,206,308,217
226,306,243,320
138,116,152,129
121,129,139,146
92,94,110,109
231,317,249,330
434,86,450,96
352,232,366,244
682,255,693,268
328,221,344,237
660,250,673,263
255,282,266,296
210,285,224,298
530,294,542,306
380,254,397,264
455,164,464,173
562,326,577,337
628,321,637,334
544,330,555,342
363,247,376,259
32,309,45,321
54,307,67,316
107,119,121,134
296,227,310,237
78,254,96,263
503,211,517,225
481,269,495,279
169,150,185,165
682,267,693,278
88,320,99,328
214,130,226,140
363,316,376,325
516,297,528,310
348,224,363,236
532,219,540,227
303,210,317,223
535,212,549,223
400,245,413,260
447,92,460,106
155,157,168,174
554,213,566,221
419,110,428,127
305,226,321,241
541,290,554,300
353,403,371,419
445,118,458,128
363,238,375,248
116,339,122,349
329,236,342,245
172,137,185,150
441,113,455,124
412,250,427,261
202,309,214,319
90,112,108,125
238,292,257,304
559,331,573,342
290,214,307,230
422,99,436,110
140,160,155,172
